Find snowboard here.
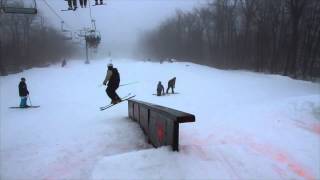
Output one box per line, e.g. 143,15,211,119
100,94,136,111
9,105,40,109
152,92,179,96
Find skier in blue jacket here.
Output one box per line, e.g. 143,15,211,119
19,77,29,108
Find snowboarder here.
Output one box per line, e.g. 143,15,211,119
19,77,29,108
157,81,165,96
166,77,176,94
103,63,121,104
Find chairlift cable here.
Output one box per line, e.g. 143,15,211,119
33,0,37,10
88,0,93,20
41,0,74,30
88,0,95,30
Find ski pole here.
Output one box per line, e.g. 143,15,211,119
119,81,139,87
28,95,33,106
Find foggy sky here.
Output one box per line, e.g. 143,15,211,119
36,0,205,58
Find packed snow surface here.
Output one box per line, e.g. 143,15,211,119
1,59,319,180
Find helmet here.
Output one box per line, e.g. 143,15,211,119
21,77,26,81
107,63,113,68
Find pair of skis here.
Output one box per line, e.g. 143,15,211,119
100,93,136,111
9,94,135,111
9,105,40,109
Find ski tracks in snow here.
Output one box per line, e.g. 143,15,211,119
180,132,316,180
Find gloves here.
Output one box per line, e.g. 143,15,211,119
103,82,106,86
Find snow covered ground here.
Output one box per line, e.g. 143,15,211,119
0,59,319,180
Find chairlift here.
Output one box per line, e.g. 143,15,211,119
62,31,73,40
85,29,101,48
0,0,37,14
72,32,82,44
60,21,73,40
78,28,89,37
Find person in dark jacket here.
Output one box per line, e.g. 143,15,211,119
103,63,121,104
19,77,29,107
157,81,164,96
166,77,176,94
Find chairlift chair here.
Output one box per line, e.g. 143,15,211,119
1,0,37,14
62,31,73,40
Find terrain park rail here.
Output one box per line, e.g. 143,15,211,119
128,99,195,151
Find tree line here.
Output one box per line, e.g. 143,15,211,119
140,0,320,80
0,12,77,75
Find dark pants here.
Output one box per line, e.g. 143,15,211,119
68,0,77,10
79,0,87,7
166,86,174,94
68,0,77,8
95,0,103,5
106,85,120,101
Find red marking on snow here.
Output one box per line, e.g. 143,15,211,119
247,140,316,180
181,133,242,178
295,121,320,135
181,132,316,180
43,156,86,180
311,123,320,135
272,165,287,180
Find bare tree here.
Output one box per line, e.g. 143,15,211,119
139,0,320,80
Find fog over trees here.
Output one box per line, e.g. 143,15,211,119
0,3,77,75
141,0,320,80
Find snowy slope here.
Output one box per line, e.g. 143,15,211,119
0,59,319,180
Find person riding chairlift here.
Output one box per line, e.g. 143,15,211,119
66,0,77,11
95,0,104,5
79,0,88,8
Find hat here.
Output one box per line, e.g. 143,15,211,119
107,63,113,67
21,77,26,81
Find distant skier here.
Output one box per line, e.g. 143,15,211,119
19,77,29,108
166,77,176,94
103,63,121,104
61,59,67,67
157,81,165,96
